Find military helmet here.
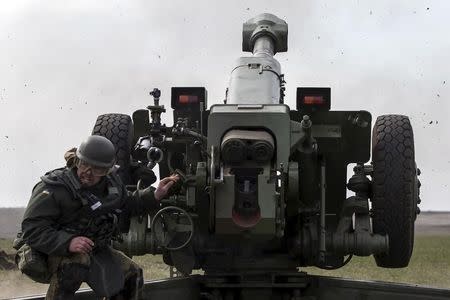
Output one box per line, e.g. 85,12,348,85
76,135,116,168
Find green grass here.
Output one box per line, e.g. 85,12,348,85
303,235,450,288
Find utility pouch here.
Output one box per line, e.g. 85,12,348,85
15,243,51,284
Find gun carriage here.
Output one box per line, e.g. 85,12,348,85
92,14,424,299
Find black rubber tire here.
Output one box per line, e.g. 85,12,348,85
92,113,134,184
371,115,418,268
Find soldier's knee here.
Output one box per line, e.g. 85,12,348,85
57,263,89,292
67,253,90,266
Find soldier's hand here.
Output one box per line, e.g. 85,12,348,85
154,174,180,201
69,236,94,254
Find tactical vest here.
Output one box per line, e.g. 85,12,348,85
41,167,125,249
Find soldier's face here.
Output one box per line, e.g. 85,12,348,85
76,161,108,187
77,168,103,187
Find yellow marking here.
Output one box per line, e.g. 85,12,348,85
35,190,51,201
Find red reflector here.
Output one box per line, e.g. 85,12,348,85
178,95,199,104
303,95,325,105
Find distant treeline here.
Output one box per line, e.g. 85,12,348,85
0,207,25,239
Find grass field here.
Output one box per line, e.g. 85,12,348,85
1,236,449,298
303,235,450,288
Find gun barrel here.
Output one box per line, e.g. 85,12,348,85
252,36,275,57
226,14,288,105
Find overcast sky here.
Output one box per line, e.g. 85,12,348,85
0,1,449,210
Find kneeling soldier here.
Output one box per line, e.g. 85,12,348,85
15,135,179,300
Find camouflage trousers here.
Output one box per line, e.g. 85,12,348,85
45,247,143,300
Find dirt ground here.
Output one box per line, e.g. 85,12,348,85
415,212,450,236
0,271,51,299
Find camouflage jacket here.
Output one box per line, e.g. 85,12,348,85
20,167,157,256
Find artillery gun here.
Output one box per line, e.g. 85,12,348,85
92,13,426,299
20,13,450,300
104,12,419,269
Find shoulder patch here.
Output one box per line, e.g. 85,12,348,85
35,190,52,201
